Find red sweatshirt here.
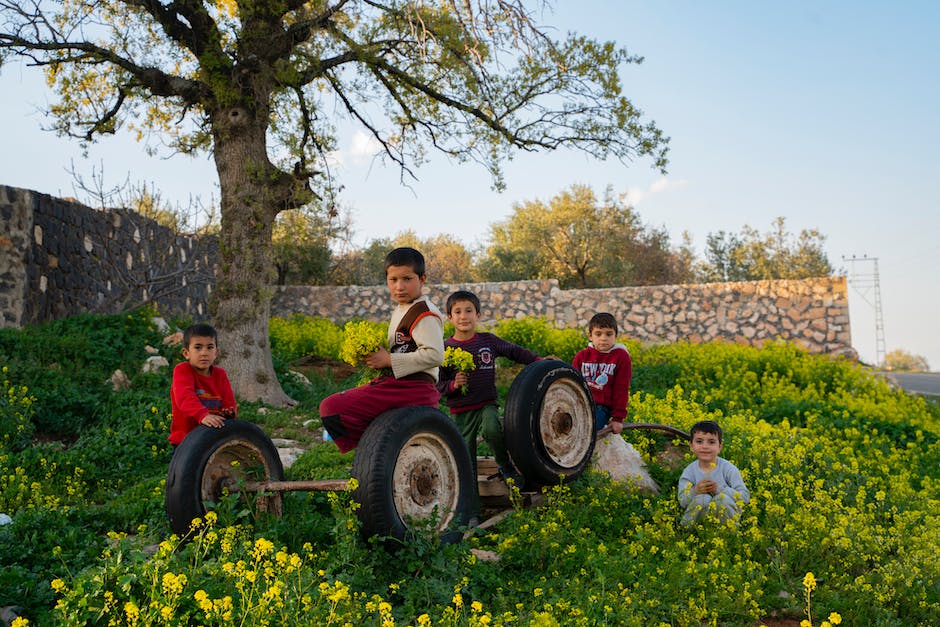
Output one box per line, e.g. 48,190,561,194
572,343,632,421
169,362,237,445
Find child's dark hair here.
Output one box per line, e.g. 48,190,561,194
384,247,426,276
588,312,618,334
445,290,481,315
689,420,723,442
183,323,218,347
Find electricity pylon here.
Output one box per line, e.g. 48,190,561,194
843,255,886,367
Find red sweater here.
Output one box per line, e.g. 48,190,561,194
169,362,237,445
572,344,632,421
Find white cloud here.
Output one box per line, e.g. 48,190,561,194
327,130,384,169
623,177,689,205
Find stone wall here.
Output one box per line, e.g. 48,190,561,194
0,185,216,326
1,184,853,357
272,276,854,357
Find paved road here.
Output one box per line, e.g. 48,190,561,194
883,372,940,396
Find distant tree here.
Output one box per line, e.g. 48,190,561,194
422,234,476,284
329,238,391,286
339,231,475,284
271,209,334,285
479,184,687,288
697,217,833,282
883,349,930,372
1,1,668,403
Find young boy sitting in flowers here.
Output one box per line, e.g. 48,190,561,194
677,420,750,526
437,290,547,496
318,247,444,453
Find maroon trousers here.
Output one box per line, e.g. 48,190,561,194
319,376,441,453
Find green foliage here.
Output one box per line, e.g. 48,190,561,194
0,308,163,436
0,367,36,450
272,208,338,286
270,315,344,362
697,216,833,282
2,313,940,625
479,184,690,287
492,316,587,362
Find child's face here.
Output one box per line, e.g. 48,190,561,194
448,300,480,336
386,264,426,304
182,335,219,376
589,326,617,352
690,431,723,466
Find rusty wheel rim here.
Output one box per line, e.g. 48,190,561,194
538,376,594,469
200,438,280,504
392,432,460,532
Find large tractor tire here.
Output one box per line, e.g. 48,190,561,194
165,420,284,536
503,360,596,487
351,406,474,545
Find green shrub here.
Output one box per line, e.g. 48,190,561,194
0,308,163,436
491,317,587,361
0,367,35,450
270,315,344,362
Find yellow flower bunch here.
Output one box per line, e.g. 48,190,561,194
339,321,386,366
443,346,475,393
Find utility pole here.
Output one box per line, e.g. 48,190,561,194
843,255,886,368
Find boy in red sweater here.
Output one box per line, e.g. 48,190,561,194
168,323,237,446
572,313,631,433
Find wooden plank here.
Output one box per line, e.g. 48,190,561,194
476,456,508,496
242,479,350,492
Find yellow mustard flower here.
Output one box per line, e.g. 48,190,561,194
340,321,386,366
443,346,476,393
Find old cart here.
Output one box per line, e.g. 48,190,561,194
165,360,681,543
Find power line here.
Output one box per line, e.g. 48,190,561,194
843,254,886,367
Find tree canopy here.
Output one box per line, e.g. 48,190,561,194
883,349,929,373
696,217,833,283
1,1,669,403
478,183,691,288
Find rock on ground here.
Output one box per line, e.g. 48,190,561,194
591,434,660,494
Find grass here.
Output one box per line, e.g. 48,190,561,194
0,312,938,625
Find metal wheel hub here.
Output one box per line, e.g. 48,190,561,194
539,378,594,467
393,433,459,531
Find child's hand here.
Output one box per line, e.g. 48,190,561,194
364,347,392,370
201,413,226,428
694,479,717,495
609,421,624,434
454,372,469,388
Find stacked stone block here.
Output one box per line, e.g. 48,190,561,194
0,184,216,326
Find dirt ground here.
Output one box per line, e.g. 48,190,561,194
292,355,358,380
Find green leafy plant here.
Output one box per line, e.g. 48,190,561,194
2,313,940,625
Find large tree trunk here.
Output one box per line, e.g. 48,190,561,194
209,105,296,406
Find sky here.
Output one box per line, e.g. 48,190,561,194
1,1,938,371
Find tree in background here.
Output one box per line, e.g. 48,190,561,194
697,217,833,282
1,1,668,403
272,208,335,286
334,231,475,285
883,349,930,373
479,184,690,288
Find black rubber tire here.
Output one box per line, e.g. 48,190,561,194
503,360,596,487
165,420,284,536
351,406,474,545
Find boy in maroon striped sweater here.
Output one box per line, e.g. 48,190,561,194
437,290,546,495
